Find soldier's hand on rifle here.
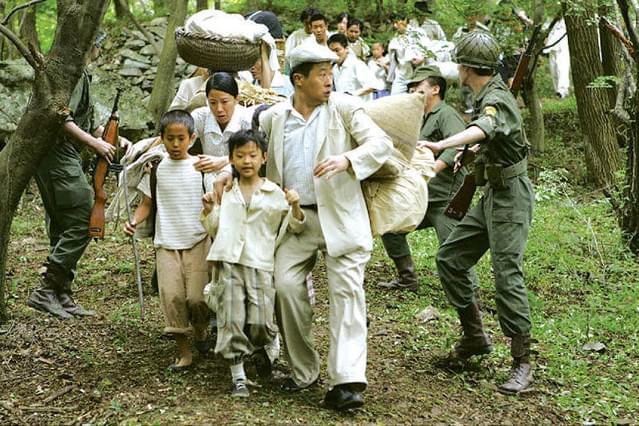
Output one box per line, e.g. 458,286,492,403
123,220,137,236
453,144,480,173
213,170,233,204
202,192,217,215
314,155,350,180
93,137,116,162
194,154,229,173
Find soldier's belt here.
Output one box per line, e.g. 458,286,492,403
477,157,528,190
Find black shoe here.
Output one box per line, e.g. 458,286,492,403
194,339,212,355
323,384,364,411
252,348,272,379
279,377,317,392
27,288,73,319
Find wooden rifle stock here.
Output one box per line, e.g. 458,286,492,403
510,24,541,97
88,91,121,239
444,174,477,220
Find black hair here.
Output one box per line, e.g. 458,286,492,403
205,72,238,97
227,129,268,157
251,104,273,134
475,67,495,76
372,41,387,55
310,13,327,24
301,7,319,23
427,76,447,100
289,61,314,86
335,12,349,24
328,33,349,49
347,18,363,30
159,109,195,136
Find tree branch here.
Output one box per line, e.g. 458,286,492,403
617,0,639,56
1,0,46,25
0,23,38,69
601,16,636,56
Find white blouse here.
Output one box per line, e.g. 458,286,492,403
191,104,254,157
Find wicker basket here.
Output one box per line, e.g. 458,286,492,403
175,27,261,72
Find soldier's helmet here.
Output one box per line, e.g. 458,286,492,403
453,30,501,70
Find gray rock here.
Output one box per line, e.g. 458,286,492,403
122,59,151,70
119,67,143,77
0,59,34,85
125,39,146,49
120,49,150,64
149,17,168,27
149,26,166,39
139,45,158,56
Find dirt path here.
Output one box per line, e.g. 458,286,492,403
1,195,568,425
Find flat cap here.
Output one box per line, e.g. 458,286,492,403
409,64,444,84
287,43,337,70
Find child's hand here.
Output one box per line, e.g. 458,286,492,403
285,189,300,207
123,220,137,236
202,191,216,215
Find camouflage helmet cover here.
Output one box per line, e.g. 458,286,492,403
453,30,501,70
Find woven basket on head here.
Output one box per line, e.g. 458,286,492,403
175,27,260,72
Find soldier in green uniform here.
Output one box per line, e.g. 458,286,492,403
422,31,534,394
27,31,126,319
379,65,478,293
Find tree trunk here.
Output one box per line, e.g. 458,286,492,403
114,0,130,18
622,87,639,253
522,0,545,154
19,7,41,54
196,0,207,11
147,0,187,129
523,78,544,153
214,0,221,10
564,4,622,188
0,0,109,323
599,5,623,106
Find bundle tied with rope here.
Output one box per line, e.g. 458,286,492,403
355,93,436,236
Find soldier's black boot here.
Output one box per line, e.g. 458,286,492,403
27,263,73,320
378,255,419,292
498,334,533,394
453,301,493,359
58,274,95,317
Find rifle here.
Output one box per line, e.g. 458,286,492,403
444,145,477,220
444,26,542,220
88,89,121,239
510,24,542,98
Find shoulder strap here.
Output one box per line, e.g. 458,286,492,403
150,158,162,213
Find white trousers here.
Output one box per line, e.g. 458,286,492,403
274,209,370,389
549,48,571,98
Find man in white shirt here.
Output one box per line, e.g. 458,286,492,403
346,18,370,61
257,43,392,410
284,7,318,55
328,33,382,102
387,15,431,94
308,13,330,47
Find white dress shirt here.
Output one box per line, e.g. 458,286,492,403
333,53,382,102
281,102,325,205
191,105,253,157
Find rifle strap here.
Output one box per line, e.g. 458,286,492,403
150,159,206,214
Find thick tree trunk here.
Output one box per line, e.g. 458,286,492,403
147,0,187,128
564,5,622,188
0,0,109,323
196,0,207,11
622,87,639,252
19,7,41,54
599,6,623,106
114,0,130,18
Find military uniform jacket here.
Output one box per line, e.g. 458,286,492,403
421,101,466,204
468,74,528,168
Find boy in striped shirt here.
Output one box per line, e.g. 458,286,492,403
124,110,213,371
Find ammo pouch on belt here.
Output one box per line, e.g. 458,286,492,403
480,158,528,190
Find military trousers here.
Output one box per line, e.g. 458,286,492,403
436,175,534,337
381,203,480,287
274,209,370,390
34,141,93,276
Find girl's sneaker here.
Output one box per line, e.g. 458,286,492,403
231,380,249,398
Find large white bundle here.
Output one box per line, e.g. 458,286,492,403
428,60,459,81
363,146,436,236
185,10,269,42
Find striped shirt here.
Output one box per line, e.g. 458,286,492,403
282,103,325,205
139,156,213,250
